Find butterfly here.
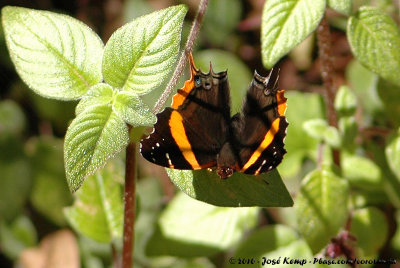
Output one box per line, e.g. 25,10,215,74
140,53,288,179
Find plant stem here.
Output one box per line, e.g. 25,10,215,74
316,15,340,167
152,0,209,114
122,129,137,268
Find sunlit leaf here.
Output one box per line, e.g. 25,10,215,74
146,192,259,257
64,104,129,192
103,5,187,95
347,6,400,86
64,160,123,242
334,85,357,116
2,6,103,100
167,169,293,207
327,0,353,15
295,168,349,253
261,0,325,68
75,84,114,115
113,91,156,127
386,128,400,181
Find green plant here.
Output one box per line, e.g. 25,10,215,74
1,0,400,267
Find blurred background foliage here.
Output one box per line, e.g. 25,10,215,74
0,0,400,267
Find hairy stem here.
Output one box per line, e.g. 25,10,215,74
122,129,137,268
316,15,340,167
152,0,209,114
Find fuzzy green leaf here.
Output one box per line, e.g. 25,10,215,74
347,6,400,86
295,168,349,253
1,6,103,100
113,91,156,127
75,84,113,115
64,104,129,192
146,192,259,257
102,5,187,94
327,0,352,15
167,169,293,207
303,119,328,140
261,0,325,68
64,160,123,242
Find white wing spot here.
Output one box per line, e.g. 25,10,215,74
166,153,172,166
156,143,160,147
268,165,273,171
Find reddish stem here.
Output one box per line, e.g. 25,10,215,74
122,135,137,268
316,15,340,167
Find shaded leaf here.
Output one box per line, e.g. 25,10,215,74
295,168,349,253
0,216,37,260
377,78,400,127
146,192,259,257
2,6,103,100
102,5,187,94
0,100,26,138
202,0,242,46
261,0,325,68
26,137,72,226
232,225,299,268
350,207,388,257
347,6,400,86
342,154,383,190
64,104,129,192
386,128,400,181
168,169,293,207
64,160,123,242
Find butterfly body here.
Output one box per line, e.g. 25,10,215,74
140,54,288,179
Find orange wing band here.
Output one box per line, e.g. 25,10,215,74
172,53,198,109
241,117,281,172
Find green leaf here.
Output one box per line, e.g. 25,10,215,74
342,154,383,190
334,85,357,116
195,49,252,115
102,5,187,94
167,169,293,207
0,100,26,138
64,159,123,242
146,192,259,257
345,60,382,117
261,0,326,68
350,207,388,257
113,91,156,127
338,116,358,151
323,126,342,148
26,137,72,226
327,0,353,15
295,168,349,253
377,78,400,127
303,119,328,140
202,0,242,46
75,83,114,115
64,104,129,192
386,128,400,181
1,6,103,100
0,216,37,259
347,6,400,86
0,155,31,221
279,91,324,178
232,225,299,267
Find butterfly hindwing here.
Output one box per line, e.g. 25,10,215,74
235,69,288,175
140,54,231,170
